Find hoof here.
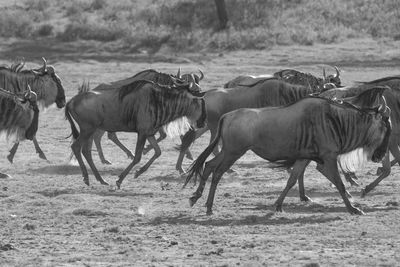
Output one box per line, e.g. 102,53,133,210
38,153,47,160
350,207,365,215
101,160,112,165
83,178,90,186
185,153,193,160
376,167,383,176
99,180,109,186
116,180,122,189
275,206,283,212
206,210,213,216
127,153,135,159
0,173,11,179
6,155,13,164
349,180,360,187
360,188,367,198
189,197,197,207
300,195,312,202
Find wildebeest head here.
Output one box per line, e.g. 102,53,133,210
174,68,204,95
323,66,341,88
365,95,391,163
32,58,66,108
171,80,207,129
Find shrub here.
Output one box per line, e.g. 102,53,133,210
35,24,54,37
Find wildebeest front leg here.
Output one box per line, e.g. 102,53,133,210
318,158,364,215
32,136,47,160
116,134,147,189
343,172,359,186
7,142,19,163
276,159,310,212
143,129,166,155
134,135,162,178
362,151,391,197
108,132,134,159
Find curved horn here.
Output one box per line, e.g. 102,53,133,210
334,66,340,78
16,59,25,72
176,67,181,79
198,69,204,81
378,95,387,114
40,57,47,72
322,67,327,82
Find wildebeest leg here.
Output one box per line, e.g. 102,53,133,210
92,129,111,165
189,153,224,206
318,158,364,215
176,127,209,174
205,152,242,215
7,142,19,163
143,129,166,155
316,164,352,199
288,159,313,202
134,136,162,178
343,172,359,186
81,131,109,186
108,132,134,159
32,136,47,160
116,133,147,189
376,142,400,175
362,151,391,197
71,131,90,186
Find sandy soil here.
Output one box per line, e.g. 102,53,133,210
0,39,399,266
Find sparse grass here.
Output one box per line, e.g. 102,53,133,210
0,0,399,52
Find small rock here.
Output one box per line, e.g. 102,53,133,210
361,231,367,236
386,201,399,206
223,193,231,198
211,240,218,244
187,253,194,257
0,244,15,251
170,241,178,246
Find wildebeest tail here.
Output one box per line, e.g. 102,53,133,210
64,101,79,140
184,118,224,187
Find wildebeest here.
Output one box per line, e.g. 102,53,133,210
223,66,341,90
318,76,400,196
70,68,204,165
0,86,39,179
65,79,207,188
184,95,391,215
0,58,66,163
175,75,338,174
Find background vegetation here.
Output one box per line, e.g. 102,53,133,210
1,0,399,53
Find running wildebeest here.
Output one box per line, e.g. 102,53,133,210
65,79,207,188
317,76,400,196
69,68,204,165
184,95,391,215
175,73,341,174
0,86,39,179
223,66,341,90
0,58,66,163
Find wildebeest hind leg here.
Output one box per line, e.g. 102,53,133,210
296,160,312,202
189,153,223,207
205,153,242,215
7,142,19,163
116,134,147,189
32,136,47,160
108,132,134,159
318,159,364,215
81,132,108,185
135,135,161,178
71,134,90,185
92,130,111,165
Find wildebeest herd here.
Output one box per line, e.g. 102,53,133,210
1,58,399,216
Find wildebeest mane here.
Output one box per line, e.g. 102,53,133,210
119,80,193,129
0,93,37,142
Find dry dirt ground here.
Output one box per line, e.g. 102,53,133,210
0,38,400,266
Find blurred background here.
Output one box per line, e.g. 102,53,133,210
0,0,399,56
